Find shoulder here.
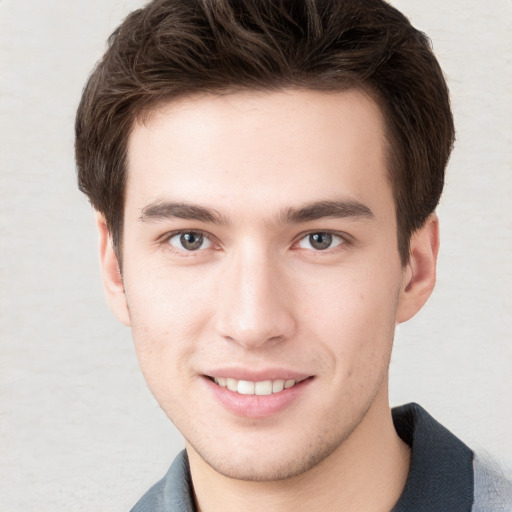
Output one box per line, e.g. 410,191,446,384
130,450,195,512
392,403,512,511
472,452,512,512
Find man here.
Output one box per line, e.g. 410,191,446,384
75,1,511,510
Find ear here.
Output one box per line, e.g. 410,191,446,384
396,214,439,324
96,213,131,326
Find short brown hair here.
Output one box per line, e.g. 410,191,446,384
75,0,454,264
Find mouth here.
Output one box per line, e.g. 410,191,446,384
208,376,310,396
204,374,313,418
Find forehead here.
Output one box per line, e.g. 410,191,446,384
125,89,392,223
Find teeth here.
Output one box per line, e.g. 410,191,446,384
213,377,305,395
226,378,238,392
272,380,285,393
255,380,272,396
237,380,255,395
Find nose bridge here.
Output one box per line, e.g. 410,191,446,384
215,242,295,348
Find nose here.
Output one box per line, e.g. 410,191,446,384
214,246,296,349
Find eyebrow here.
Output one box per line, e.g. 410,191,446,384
140,201,226,224
281,199,374,223
139,198,374,225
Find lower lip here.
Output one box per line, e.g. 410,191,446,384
203,377,312,419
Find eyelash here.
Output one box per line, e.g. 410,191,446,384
162,230,218,256
293,231,347,252
160,229,350,256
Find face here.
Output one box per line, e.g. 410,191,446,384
100,89,433,481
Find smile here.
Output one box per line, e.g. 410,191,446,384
212,377,307,396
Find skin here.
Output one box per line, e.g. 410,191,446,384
98,89,439,512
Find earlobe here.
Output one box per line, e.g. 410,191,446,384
396,214,439,324
96,213,131,326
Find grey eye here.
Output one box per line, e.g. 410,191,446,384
297,232,344,251
168,232,211,251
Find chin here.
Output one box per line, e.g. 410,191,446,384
187,423,354,483
197,449,324,482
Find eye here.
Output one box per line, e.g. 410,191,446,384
297,232,345,251
167,231,212,251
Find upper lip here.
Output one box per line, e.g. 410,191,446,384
203,368,312,382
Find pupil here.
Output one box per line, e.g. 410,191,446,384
181,232,203,250
310,232,332,250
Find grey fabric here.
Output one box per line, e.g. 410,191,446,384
130,450,195,512
129,404,512,511
472,453,512,512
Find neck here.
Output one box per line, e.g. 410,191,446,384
187,391,411,512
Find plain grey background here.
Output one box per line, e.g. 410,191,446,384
1,0,511,510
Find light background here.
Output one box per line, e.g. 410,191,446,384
0,0,511,510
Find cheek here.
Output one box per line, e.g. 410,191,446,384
123,269,214,385
297,262,402,364
126,261,213,332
